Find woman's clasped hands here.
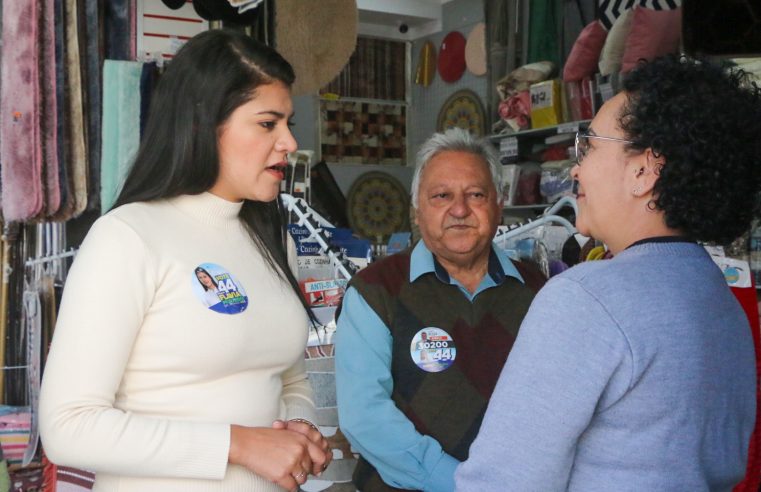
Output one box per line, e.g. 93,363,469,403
229,419,333,491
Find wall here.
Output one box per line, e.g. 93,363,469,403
409,0,486,153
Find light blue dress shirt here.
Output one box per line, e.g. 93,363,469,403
335,241,523,492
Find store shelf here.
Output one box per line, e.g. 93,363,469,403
488,119,591,142
503,203,552,210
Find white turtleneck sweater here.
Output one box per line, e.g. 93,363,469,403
39,192,316,492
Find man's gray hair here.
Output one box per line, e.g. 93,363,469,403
410,128,502,209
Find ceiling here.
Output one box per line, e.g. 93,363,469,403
357,0,453,41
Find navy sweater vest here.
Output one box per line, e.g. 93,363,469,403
344,250,544,491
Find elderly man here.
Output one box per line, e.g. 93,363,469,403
335,129,545,492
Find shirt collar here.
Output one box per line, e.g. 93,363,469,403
409,240,523,285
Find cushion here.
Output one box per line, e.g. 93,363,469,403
563,20,608,82
622,7,682,73
598,7,634,76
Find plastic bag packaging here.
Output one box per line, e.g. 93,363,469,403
540,160,576,203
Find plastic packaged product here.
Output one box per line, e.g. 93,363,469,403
540,159,576,203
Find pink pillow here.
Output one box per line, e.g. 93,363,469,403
622,7,682,73
563,20,608,82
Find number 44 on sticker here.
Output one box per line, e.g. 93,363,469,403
432,348,453,361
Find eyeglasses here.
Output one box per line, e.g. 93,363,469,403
574,130,634,164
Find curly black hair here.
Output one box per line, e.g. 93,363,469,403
619,54,761,245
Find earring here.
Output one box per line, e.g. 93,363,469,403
632,187,641,196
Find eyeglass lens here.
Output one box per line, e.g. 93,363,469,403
575,132,589,163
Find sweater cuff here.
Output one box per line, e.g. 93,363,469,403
284,396,318,426
423,452,459,492
173,421,231,480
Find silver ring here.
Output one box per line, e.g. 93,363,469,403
294,471,306,480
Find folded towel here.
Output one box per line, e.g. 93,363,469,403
104,0,131,61
40,0,61,216
100,61,142,213
52,0,74,221
1,0,43,221
65,0,89,217
83,0,102,212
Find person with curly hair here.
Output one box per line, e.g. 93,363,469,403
456,54,761,491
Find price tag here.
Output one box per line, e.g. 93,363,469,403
499,137,518,158
530,83,552,109
557,122,579,134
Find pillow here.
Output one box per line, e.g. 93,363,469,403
598,7,634,76
622,7,682,73
563,20,608,82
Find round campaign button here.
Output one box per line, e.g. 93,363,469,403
192,263,249,314
409,327,457,373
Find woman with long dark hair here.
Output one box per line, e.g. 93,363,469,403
39,29,330,491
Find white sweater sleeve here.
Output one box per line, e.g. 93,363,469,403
281,358,317,423
39,215,230,480
281,233,318,424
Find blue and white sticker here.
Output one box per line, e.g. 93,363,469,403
192,263,249,314
409,328,456,373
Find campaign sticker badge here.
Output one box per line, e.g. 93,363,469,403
409,328,456,373
192,263,249,314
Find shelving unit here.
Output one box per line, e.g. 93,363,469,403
488,119,591,142
503,203,553,210
491,121,589,223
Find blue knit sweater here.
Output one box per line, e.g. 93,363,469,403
455,242,756,492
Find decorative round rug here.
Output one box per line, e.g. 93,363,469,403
436,89,486,136
346,171,409,242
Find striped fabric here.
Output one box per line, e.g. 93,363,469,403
0,409,31,465
598,0,681,30
56,466,95,491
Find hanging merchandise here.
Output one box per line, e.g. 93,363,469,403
0,0,99,222
346,172,410,245
105,0,134,60
53,0,73,221
415,41,437,87
275,0,358,96
436,89,486,136
750,221,761,286
84,0,103,212
0,1,43,221
64,0,89,217
437,31,466,83
0,448,8,491
527,0,560,65
160,0,186,9
2,224,25,405
100,60,143,213
192,0,262,22
40,0,61,217
20,291,41,467
465,22,487,76
228,0,266,14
